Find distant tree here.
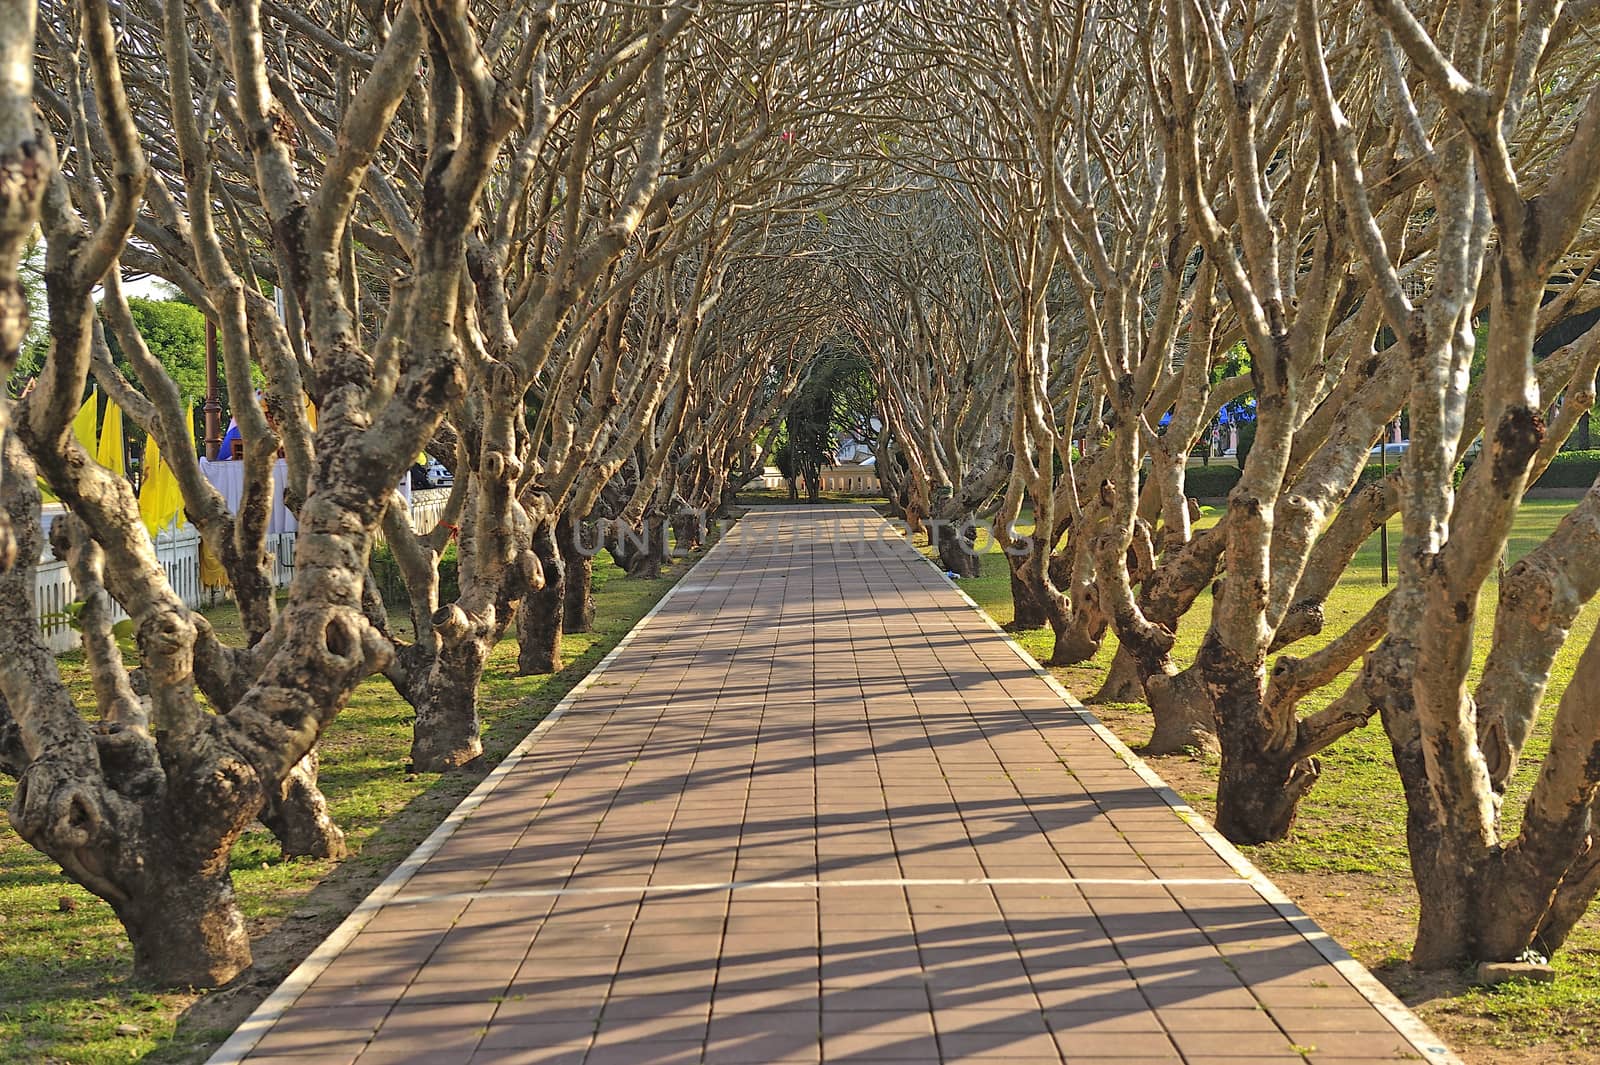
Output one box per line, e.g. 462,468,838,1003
101,297,206,407
774,440,800,501
781,347,871,503
10,236,47,388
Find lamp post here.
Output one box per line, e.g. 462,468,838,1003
203,319,222,460
1379,421,1391,587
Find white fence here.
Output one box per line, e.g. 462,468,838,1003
35,491,449,655
407,489,452,534
744,465,881,495
36,526,204,654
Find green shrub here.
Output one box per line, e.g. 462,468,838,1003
1533,449,1600,489
1185,465,1242,498
1356,462,1389,487
369,539,460,605
1349,449,1600,491
1178,443,1600,506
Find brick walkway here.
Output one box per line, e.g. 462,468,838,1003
213,506,1456,1065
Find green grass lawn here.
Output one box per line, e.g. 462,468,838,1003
0,548,702,1065
933,499,1600,1061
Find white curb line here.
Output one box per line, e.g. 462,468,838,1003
206,521,742,1065
884,511,1462,1065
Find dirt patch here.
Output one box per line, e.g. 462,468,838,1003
1083,702,1600,1065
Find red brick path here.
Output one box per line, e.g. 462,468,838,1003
214,506,1456,1065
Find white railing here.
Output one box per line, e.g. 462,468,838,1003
36,493,448,653
407,488,452,534
36,526,204,654
267,531,297,588
744,466,880,495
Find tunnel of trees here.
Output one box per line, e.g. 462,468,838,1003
1,0,1599,994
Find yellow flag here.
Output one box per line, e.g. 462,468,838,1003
96,399,125,476
306,397,318,431
200,540,229,589
138,406,192,535
138,436,184,535
72,393,98,454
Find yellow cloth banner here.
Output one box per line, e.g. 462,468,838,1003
138,438,184,534
199,539,229,589
138,406,193,536
95,399,124,475
72,394,98,455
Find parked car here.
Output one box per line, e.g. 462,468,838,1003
424,457,453,488
1369,439,1410,461
409,455,453,489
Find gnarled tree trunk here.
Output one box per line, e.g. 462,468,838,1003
1087,646,1144,706
409,636,491,772
260,752,346,860
564,550,595,633
517,519,566,675
1007,566,1048,631
933,515,981,578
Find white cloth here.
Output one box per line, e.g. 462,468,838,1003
200,457,413,534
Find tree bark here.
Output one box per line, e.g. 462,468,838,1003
517,521,566,675
1206,634,1320,845
1533,847,1600,957
409,635,488,772
1051,539,1109,666
1142,665,1217,753
1006,566,1048,630
608,519,650,575
260,752,346,860
517,580,564,675
1049,608,1105,666
564,551,595,632
115,855,252,989
933,517,981,578
560,513,596,633
716,480,739,520
622,513,669,579
671,507,704,552
1087,646,1145,706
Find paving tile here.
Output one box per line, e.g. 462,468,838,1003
583,1040,703,1065
267,1003,392,1035
234,507,1456,1065
1052,1029,1180,1058
1167,1030,1302,1057
467,1047,588,1065
822,1028,941,1059
931,1008,1049,1035
1041,1009,1163,1034
476,1022,596,1049
250,1028,373,1057
938,1030,1062,1059
357,1049,478,1065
